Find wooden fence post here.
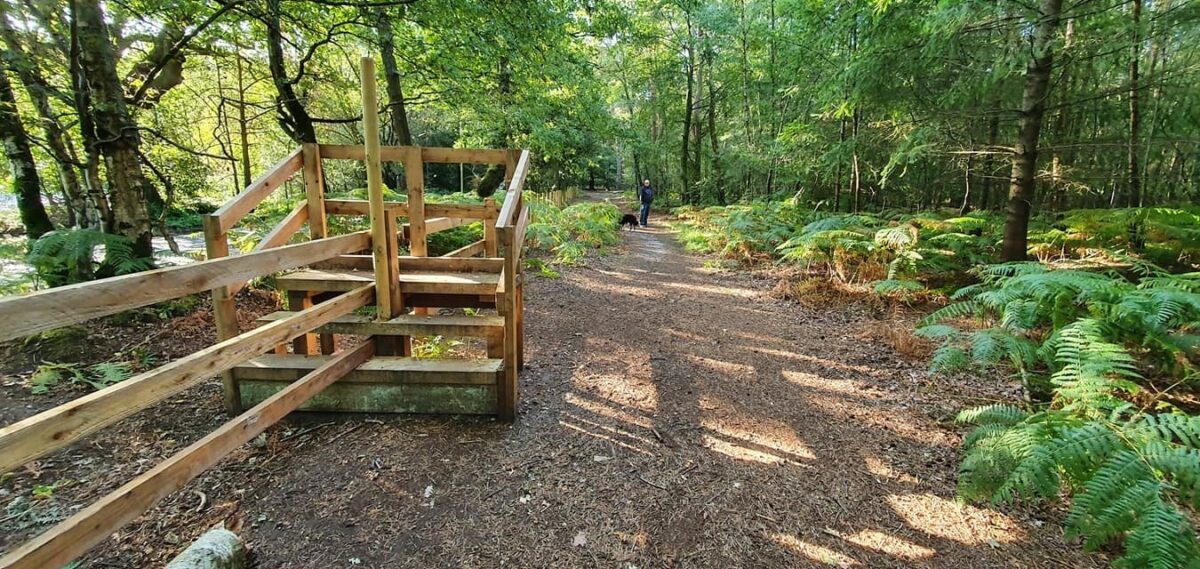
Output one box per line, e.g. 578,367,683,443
203,215,241,414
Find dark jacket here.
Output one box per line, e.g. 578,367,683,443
640,185,654,204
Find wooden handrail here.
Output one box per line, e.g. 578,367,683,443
0,231,371,342
209,147,303,234
0,285,375,475
496,149,530,229
0,341,375,569
324,199,497,220
252,202,310,252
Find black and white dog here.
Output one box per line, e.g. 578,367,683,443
618,213,640,230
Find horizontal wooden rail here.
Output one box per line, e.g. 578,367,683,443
318,144,510,165
325,199,407,217
0,285,375,475
0,342,375,569
0,231,371,343
325,199,496,221
496,149,530,229
209,148,303,234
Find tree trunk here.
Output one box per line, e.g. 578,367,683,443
1127,0,1142,208
0,57,53,238
74,0,154,257
266,0,317,143
1001,0,1064,262
235,52,252,191
0,14,90,228
707,57,723,206
680,13,695,205
374,7,411,189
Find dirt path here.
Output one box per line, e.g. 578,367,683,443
3,196,1103,568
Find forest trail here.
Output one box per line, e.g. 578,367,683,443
167,196,1103,568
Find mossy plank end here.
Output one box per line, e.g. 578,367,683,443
237,381,496,414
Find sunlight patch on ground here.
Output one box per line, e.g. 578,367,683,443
842,529,936,559
770,533,859,567
558,416,656,456
685,354,756,377
661,280,759,299
886,493,1024,545
570,273,660,298
699,411,815,465
571,339,658,412
564,392,654,429
862,454,921,485
750,347,879,374
804,392,954,448
782,370,865,395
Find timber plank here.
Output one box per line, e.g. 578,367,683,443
210,148,303,234
232,355,502,385
0,231,371,342
0,285,374,475
238,381,496,414
257,312,504,338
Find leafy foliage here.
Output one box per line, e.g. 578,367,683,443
26,229,154,286
920,261,1200,566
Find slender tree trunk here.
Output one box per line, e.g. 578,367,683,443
74,0,153,257
374,7,411,189
0,57,53,238
1001,0,1064,262
235,53,252,190
1127,0,1142,207
266,0,316,143
680,12,695,204
707,57,723,205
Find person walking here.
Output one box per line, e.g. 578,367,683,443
638,179,654,227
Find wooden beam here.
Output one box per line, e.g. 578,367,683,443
252,202,309,252
301,143,328,239
0,231,371,343
403,145,427,257
0,285,374,475
325,199,408,217
513,205,530,257
496,150,529,229
443,239,486,259
407,216,469,237
317,144,509,165
500,227,519,421
209,148,303,234
257,312,504,338
398,255,501,272
483,197,498,257
0,342,374,569
419,147,509,164
202,218,240,414
423,203,496,219
361,56,401,324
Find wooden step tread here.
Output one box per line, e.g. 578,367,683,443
276,269,499,295
258,312,503,337
232,355,503,385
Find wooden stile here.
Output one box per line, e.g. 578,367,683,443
0,231,371,343
0,285,375,474
0,342,375,569
317,144,508,165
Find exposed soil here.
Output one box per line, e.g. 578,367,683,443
0,194,1103,568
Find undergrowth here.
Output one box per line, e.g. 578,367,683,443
523,193,620,267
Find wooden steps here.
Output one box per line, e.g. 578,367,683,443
276,269,500,296
232,355,501,414
257,312,503,338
